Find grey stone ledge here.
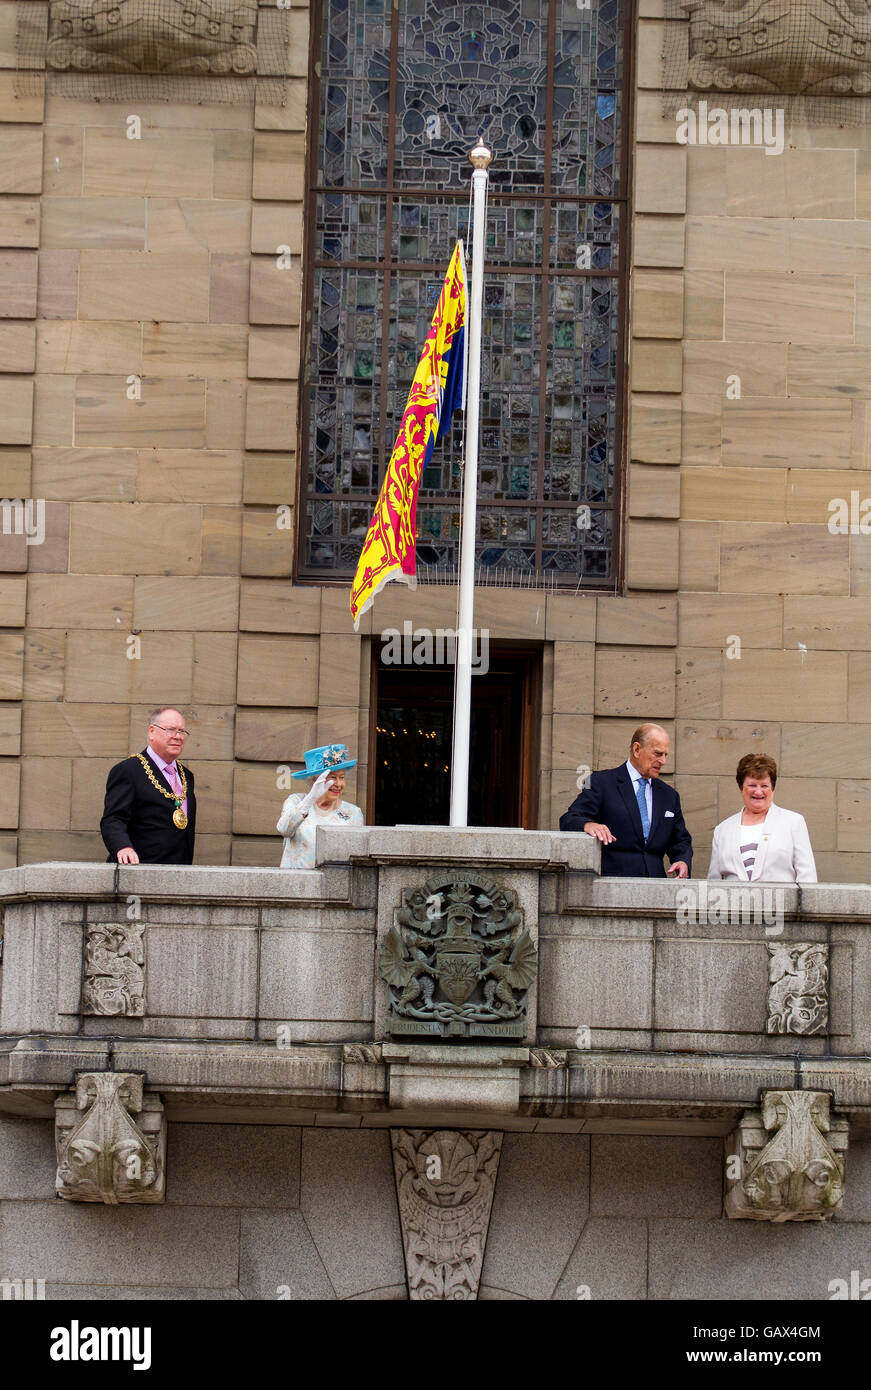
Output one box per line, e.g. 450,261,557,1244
566,1051,871,1112
0,863,355,906
316,825,601,871
3,1040,870,1120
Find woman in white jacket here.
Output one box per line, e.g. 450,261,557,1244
708,753,817,883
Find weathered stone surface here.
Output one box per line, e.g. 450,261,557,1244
481,1134,590,1300
539,938,653,1030
648,1218,871,1299
237,633,318,706
384,1046,528,1109
591,1135,722,1218
69,503,203,575
239,1209,335,1300
83,129,214,200
75,377,206,449
0,1202,238,1288
0,128,42,193
551,1217,648,1300
259,922,373,1021
0,1114,56,1198
300,1128,405,1300
145,925,258,1019
167,1123,301,1208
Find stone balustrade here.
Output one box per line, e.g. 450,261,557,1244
0,828,869,1136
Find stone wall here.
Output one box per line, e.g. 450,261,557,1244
1,1114,868,1299
1,2,870,876
0,0,311,869
635,6,871,879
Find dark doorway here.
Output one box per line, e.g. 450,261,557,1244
369,645,541,828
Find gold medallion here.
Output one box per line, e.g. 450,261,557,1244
172,808,188,830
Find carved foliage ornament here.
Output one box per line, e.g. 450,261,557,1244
726,1090,847,1222
766,941,828,1035
82,920,145,1017
391,1129,502,1300
381,874,537,1040
56,1073,166,1204
682,0,871,96
47,0,258,76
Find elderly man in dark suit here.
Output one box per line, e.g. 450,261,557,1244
100,707,196,865
560,723,692,878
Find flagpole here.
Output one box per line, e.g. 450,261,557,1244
450,141,492,828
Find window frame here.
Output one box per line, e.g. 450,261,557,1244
295,0,635,592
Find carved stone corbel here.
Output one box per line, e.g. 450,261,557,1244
55,1073,165,1204
725,1090,847,1222
391,1129,502,1299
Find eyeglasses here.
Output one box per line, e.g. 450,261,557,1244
152,725,188,738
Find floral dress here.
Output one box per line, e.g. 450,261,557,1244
277,793,364,868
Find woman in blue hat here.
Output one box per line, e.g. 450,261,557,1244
277,744,364,868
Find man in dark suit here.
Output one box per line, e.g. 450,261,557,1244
100,707,196,864
560,723,692,878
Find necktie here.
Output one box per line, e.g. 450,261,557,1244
636,777,650,841
166,763,179,795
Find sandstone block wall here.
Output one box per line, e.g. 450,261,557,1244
632,12,871,878
0,5,869,876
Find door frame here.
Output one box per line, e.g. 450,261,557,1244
366,640,542,829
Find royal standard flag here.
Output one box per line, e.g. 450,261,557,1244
350,242,467,630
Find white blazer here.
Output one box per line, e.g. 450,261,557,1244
708,803,817,883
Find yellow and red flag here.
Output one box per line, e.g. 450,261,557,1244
350,242,467,630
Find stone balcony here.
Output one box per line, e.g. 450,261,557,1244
1,827,869,1137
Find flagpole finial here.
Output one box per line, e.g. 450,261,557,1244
469,141,493,169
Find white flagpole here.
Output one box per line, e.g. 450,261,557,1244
450,141,492,828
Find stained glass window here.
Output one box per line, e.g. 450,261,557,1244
300,0,628,585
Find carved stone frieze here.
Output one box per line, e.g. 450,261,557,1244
725,1090,847,1222
381,874,537,1041
342,1043,383,1064
391,1129,502,1300
766,942,828,1035
529,1048,567,1068
682,0,871,96
82,920,145,1016
47,0,258,75
56,1073,166,1204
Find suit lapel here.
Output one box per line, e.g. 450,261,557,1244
648,778,664,841
617,770,646,847
751,806,776,880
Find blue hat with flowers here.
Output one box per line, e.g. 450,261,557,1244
291,743,358,779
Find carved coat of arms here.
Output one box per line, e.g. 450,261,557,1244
381,875,537,1040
